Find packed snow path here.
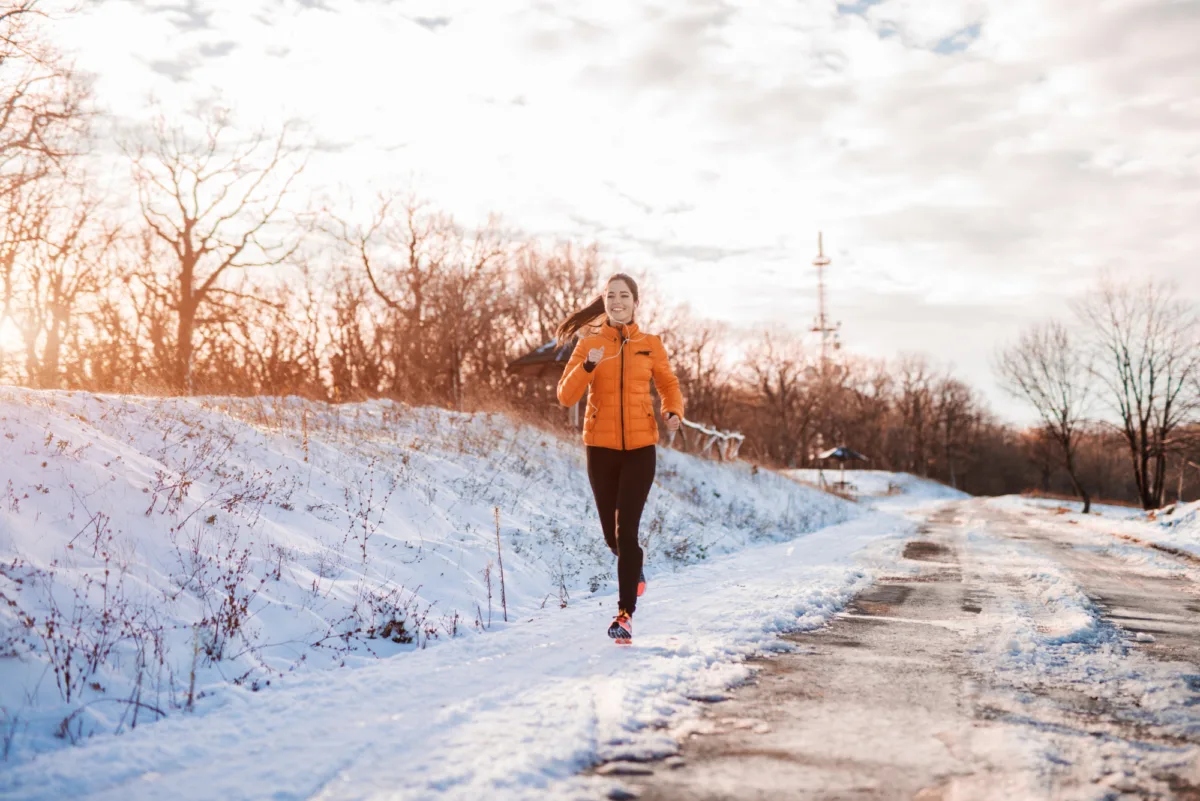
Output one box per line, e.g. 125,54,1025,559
616,500,1200,801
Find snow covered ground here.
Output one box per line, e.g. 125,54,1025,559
1002,494,1146,520
993,494,1200,560
1,512,910,801
4,389,1196,799
0,388,895,793
782,468,969,509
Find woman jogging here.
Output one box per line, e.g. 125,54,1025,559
556,274,684,644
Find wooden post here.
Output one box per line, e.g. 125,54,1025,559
494,507,508,622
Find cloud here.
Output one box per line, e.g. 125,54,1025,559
147,56,198,82
413,16,451,31
198,40,238,58
147,0,214,31
863,0,988,51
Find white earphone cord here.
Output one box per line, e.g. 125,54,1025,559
584,331,675,418
588,330,647,368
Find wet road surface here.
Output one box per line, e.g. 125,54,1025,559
592,501,1200,801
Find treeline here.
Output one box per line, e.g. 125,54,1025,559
1,4,1196,505
996,281,1200,510
668,323,1017,494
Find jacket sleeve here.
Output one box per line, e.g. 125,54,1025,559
651,336,685,419
557,339,595,407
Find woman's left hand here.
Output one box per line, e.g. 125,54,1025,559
664,412,682,432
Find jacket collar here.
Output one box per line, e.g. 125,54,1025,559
599,319,639,342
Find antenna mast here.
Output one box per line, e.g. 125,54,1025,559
811,232,840,370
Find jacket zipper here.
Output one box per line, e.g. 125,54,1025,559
619,330,627,450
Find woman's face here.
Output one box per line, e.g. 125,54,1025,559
605,279,637,324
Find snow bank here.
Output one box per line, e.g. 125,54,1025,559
1159,499,1200,529
993,494,1144,520
990,495,1200,560
1146,500,1200,557
960,525,1103,651
0,388,862,769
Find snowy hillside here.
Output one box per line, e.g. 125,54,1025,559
0,388,863,765
782,468,969,507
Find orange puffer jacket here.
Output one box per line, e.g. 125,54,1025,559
557,321,685,451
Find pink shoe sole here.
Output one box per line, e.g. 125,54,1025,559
608,616,632,644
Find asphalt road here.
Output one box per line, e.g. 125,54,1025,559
592,500,1200,801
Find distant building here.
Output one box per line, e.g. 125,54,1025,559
507,337,586,428
506,337,577,378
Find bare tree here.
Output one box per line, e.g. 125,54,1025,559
0,1,91,351
329,193,454,403
1,173,115,388
891,354,936,476
1019,426,1059,494
112,228,176,391
72,262,136,391
663,308,734,427
0,166,50,326
936,375,986,491
1076,277,1200,509
512,241,603,349
995,320,1094,511
425,220,510,407
743,330,816,467
290,263,329,395
0,2,91,200
192,276,323,397
837,357,892,465
330,194,514,407
125,109,304,394
328,271,387,401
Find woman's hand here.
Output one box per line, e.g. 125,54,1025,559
665,412,682,432
586,346,605,365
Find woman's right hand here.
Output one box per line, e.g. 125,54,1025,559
586,346,605,365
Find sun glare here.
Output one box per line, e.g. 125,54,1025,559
0,316,22,354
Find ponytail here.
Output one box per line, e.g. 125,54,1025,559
555,295,605,343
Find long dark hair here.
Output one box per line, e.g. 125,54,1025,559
555,273,639,342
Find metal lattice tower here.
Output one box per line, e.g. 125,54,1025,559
811,231,840,369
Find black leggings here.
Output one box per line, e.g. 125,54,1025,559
586,445,656,615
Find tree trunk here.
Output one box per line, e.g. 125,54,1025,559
1151,451,1167,509
176,302,196,395
1130,437,1154,510
40,310,63,388
1064,448,1091,514
22,333,39,387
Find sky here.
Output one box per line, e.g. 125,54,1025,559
42,0,1200,423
